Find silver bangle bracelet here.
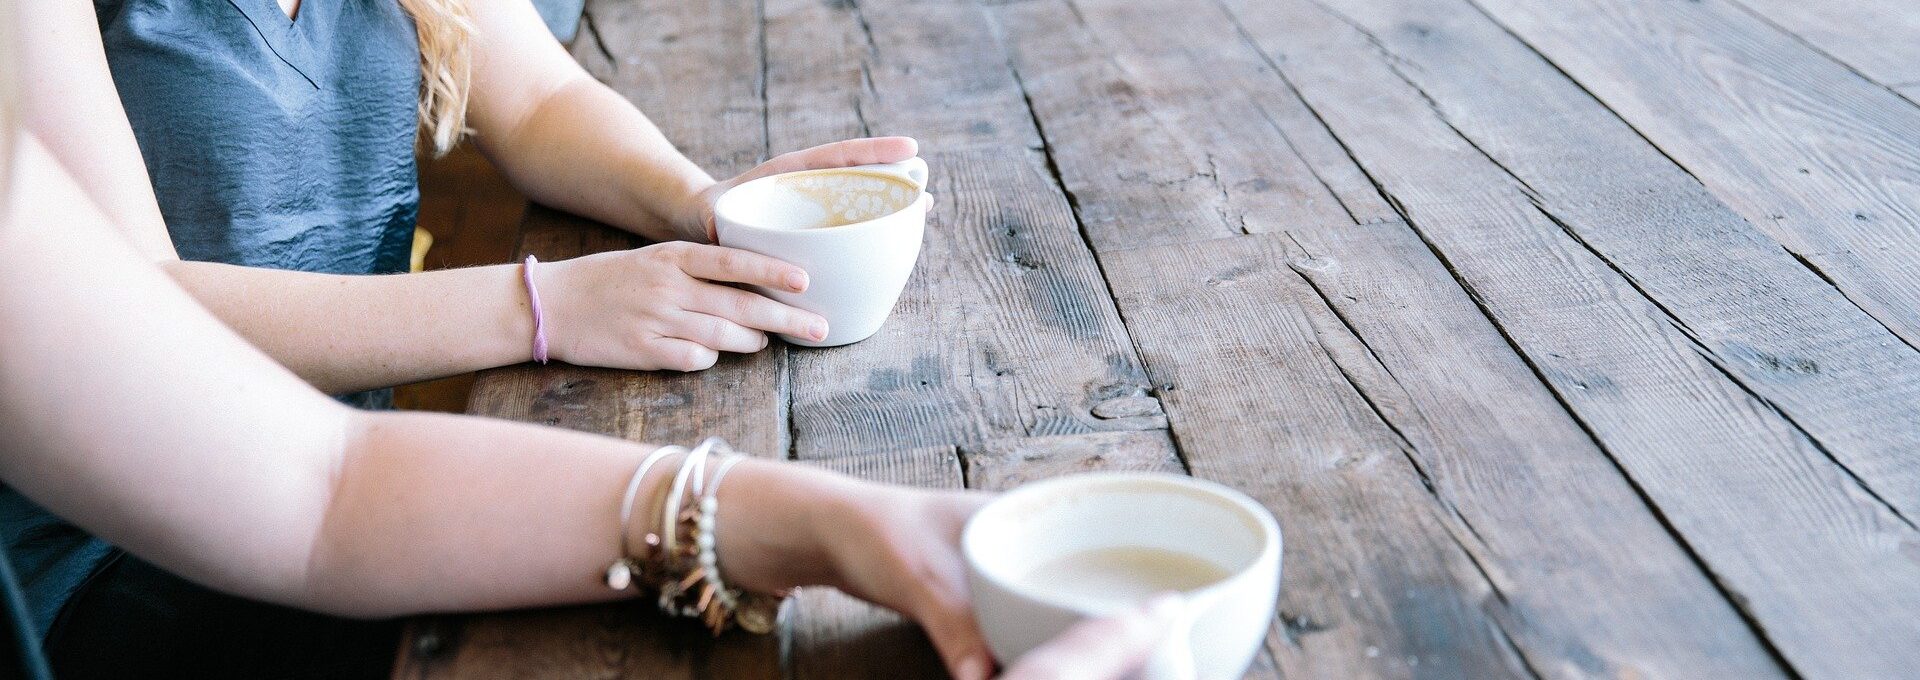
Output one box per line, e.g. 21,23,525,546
605,445,685,591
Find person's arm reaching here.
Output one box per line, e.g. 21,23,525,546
15,1,835,392
460,0,921,244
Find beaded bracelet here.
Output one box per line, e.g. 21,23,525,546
657,438,788,634
695,454,785,634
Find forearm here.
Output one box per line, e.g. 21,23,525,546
476,75,713,243
162,260,536,394
308,411,850,617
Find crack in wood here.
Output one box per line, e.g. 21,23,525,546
1532,200,1916,533
986,16,1186,470
1251,101,1361,224
581,6,615,67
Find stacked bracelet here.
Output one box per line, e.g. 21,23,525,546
605,445,686,592
608,437,788,635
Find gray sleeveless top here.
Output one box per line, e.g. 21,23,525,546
0,0,420,638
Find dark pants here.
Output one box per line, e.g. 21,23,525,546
46,555,399,679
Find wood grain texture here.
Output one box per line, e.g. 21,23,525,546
962,430,1183,492
1099,234,1530,679
1287,222,1790,680
999,0,1787,675
985,0,1393,254
1468,0,1920,359
1286,0,1920,524
393,606,777,680
763,0,1160,458
1228,0,1920,676
1729,0,1920,88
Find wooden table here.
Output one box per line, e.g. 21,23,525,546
394,0,1920,677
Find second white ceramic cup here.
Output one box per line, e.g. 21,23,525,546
713,157,929,347
962,472,1283,680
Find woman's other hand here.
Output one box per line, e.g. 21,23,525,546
538,242,827,371
818,485,996,680
677,137,920,242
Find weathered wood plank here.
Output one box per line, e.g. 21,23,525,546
404,1,787,678
1226,0,1920,676
1288,0,1920,524
762,0,1159,458
1468,0,1920,357
996,0,1790,676
1730,0,1920,89
1901,84,1920,105
981,0,1390,253
1097,234,1527,678
961,430,1182,491
393,606,777,680
1281,223,1791,679
779,147,1159,457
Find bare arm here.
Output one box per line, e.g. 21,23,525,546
463,0,920,243
16,2,824,393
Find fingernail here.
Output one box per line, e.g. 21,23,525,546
809,320,829,341
785,271,809,292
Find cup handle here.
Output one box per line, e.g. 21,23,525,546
855,157,929,190
1138,596,1199,680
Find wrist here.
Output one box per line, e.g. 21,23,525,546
522,256,573,364
713,460,862,593
625,157,717,243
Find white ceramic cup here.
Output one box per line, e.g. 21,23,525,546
962,473,1282,680
713,157,930,347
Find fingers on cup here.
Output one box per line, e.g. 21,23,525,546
768,136,919,175
916,595,993,680
999,594,1181,680
693,285,828,342
645,337,721,372
678,243,808,293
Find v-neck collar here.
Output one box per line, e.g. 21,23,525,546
227,0,320,89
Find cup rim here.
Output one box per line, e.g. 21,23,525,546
714,168,929,236
962,472,1281,614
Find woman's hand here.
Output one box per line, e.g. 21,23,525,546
536,242,829,371
673,137,920,242
817,485,997,680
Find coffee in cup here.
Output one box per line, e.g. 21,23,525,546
714,158,929,347
963,472,1282,680
1017,546,1232,608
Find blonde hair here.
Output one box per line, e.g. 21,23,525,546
398,0,474,156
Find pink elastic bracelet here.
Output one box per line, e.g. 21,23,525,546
522,254,550,364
